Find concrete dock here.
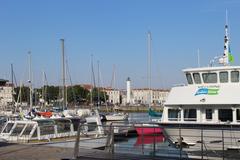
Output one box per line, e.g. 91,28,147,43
0,143,181,160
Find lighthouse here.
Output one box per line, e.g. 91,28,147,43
126,77,131,104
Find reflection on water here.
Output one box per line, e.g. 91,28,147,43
134,134,165,146
113,112,175,157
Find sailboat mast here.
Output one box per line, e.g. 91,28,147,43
42,70,45,109
11,64,14,107
97,60,100,107
60,39,66,110
90,54,95,106
147,31,152,106
28,51,33,111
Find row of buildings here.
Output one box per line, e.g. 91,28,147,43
103,77,169,106
104,88,169,106
0,77,169,108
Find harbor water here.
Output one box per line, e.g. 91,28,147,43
108,112,184,158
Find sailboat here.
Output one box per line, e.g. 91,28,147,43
105,65,128,121
0,40,104,143
84,57,104,134
135,31,163,135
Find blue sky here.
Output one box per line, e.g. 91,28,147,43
1,0,240,89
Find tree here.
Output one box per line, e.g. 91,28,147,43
87,87,108,105
14,85,30,103
67,85,89,105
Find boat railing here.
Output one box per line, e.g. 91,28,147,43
3,120,240,159
76,123,240,159
183,118,197,121
168,118,181,121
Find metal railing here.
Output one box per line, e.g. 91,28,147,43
71,122,240,160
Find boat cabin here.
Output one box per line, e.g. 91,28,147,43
0,117,86,142
163,66,240,125
184,66,240,85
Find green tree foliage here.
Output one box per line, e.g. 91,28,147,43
87,87,108,105
14,85,108,106
14,85,30,103
67,85,89,104
45,85,60,102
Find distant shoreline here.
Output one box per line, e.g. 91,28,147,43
76,105,164,113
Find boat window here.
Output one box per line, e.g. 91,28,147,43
11,123,26,136
186,73,193,84
218,109,232,122
55,119,71,133
39,125,55,135
237,109,240,122
202,73,217,83
231,71,239,82
184,109,196,121
36,120,55,126
32,129,37,137
205,109,212,120
2,123,14,133
219,71,228,83
193,73,201,84
21,124,34,136
168,109,180,121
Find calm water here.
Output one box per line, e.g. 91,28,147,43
112,112,182,157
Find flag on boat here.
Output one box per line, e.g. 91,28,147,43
228,46,234,63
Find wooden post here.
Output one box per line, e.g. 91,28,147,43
73,123,81,158
222,129,224,160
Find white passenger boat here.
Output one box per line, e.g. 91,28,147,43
160,20,240,150
0,116,104,143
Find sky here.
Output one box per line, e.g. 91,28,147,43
1,0,240,89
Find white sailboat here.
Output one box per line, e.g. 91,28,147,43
135,31,163,136
0,40,104,143
105,65,128,121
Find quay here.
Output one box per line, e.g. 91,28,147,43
0,143,187,160
79,105,164,113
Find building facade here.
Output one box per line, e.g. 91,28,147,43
131,89,169,106
104,88,120,105
0,79,13,108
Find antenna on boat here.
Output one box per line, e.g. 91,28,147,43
197,48,200,67
219,9,230,66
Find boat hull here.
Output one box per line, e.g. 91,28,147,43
135,125,162,135
161,123,240,151
105,114,128,121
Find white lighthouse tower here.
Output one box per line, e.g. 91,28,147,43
126,77,131,104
